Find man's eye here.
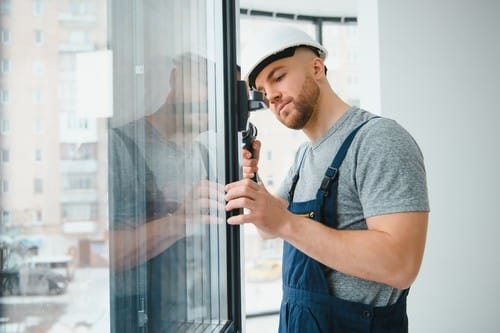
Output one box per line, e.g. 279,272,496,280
275,74,285,82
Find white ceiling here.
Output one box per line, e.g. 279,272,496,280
239,0,358,18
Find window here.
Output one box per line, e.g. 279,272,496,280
34,210,43,223
33,89,43,104
0,1,235,332
1,89,10,104
67,117,88,129
2,179,8,193
1,29,9,44
34,29,44,45
34,118,44,134
1,210,10,225
323,22,360,101
35,149,42,162
32,0,43,16
60,143,96,160
61,203,98,221
33,60,45,75
1,118,9,134
266,176,274,187
34,178,43,193
69,30,87,44
1,149,9,163
70,0,90,15
63,174,96,190
107,1,232,331
1,58,10,73
0,0,10,15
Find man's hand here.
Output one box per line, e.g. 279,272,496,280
180,180,226,226
225,178,290,238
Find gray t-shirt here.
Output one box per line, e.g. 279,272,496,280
276,106,430,306
109,116,207,310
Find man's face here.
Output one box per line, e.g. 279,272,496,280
254,49,320,130
166,59,209,132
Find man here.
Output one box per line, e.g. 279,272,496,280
225,25,429,332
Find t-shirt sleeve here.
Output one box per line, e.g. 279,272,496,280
108,128,148,230
355,119,430,218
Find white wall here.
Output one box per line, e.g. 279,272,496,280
359,0,500,331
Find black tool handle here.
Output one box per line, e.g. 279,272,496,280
241,122,258,182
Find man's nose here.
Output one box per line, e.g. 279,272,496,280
267,88,282,105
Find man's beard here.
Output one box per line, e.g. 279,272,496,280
280,75,320,130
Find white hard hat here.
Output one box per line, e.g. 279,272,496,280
241,25,328,89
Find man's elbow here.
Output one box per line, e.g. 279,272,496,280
388,261,422,290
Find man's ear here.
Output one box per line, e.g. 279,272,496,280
312,58,325,78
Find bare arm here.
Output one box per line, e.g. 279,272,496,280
283,210,428,289
225,179,428,289
111,214,186,272
112,180,225,271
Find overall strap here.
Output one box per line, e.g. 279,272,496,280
315,117,380,225
287,148,309,203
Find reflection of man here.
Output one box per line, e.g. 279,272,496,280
109,53,218,332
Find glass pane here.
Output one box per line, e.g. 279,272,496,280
0,0,111,331
1,0,229,332
108,0,228,332
323,22,360,107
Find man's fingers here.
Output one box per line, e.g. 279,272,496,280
225,197,255,212
225,178,260,192
227,213,253,225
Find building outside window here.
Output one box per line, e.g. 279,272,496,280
33,89,43,104
34,29,44,45
0,0,11,15
33,60,45,75
1,59,10,73
0,89,10,104
34,178,43,193
32,0,43,16
33,210,43,223
35,149,42,162
34,118,44,134
0,29,9,44
1,149,9,163
1,210,10,225
1,119,9,134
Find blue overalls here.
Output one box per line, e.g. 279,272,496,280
279,118,409,333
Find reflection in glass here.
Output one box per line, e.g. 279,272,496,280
108,1,228,332
109,54,222,332
1,0,229,332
